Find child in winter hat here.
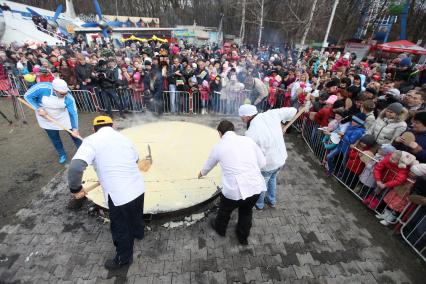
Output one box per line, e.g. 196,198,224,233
358,144,396,198
386,102,404,115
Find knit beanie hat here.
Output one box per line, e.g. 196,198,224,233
352,113,366,126
360,134,376,147
413,111,426,126
379,144,396,156
399,57,412,67
386,102,404,115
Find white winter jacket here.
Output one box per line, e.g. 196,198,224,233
245,107,297,171
367,109,408,145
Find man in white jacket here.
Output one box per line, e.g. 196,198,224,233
199,120,266,245
239,104,297,210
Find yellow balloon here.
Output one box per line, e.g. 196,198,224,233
23,74,36,83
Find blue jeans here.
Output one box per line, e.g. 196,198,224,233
326,148,347,175
45,129,82,157
256,167,281,209
210,92,220,112
169,84,177,113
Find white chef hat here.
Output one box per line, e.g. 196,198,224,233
52,78,69,93
238,104,258,117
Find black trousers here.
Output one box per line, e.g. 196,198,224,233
214,193,260,241
108,193,144,264
101,88,124,116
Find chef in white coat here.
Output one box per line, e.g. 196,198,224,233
199,120,266,245
68,116,145,270
239,104,297,210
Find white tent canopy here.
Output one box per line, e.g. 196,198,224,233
103,15,159,25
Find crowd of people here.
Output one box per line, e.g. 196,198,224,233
1,37,426,256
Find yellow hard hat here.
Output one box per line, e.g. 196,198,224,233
93,115,113,126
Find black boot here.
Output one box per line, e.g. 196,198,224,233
104,258,132,270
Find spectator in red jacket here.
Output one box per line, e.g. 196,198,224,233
332,53,351,72
38,67,54,82
342,134,377,189
374,151,419,225
314,95,337,127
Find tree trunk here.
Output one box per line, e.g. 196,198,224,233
240,0,246,44
258,0,264,48
299,0,318,56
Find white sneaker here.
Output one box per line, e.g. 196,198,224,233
375,213,385,220
354,185,362,194
385,211,396,222
380,211,396,225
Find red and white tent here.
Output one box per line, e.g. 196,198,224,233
376,40,426,55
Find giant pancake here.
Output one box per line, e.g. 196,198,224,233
82,121,222,214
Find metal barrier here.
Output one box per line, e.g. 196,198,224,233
401,205,426,261
162,90,200,114
71,89,100,112
78,87,145,113
294,114,425,261
7,74,29,96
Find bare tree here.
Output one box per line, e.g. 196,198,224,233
13,0,426,45
299,0,319,56
239,0,246,44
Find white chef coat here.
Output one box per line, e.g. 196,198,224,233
72,127,145,206
245,107,297,171
201,131,266,200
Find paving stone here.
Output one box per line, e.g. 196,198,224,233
209,270,227,283
181,259,200,273
152,273,172,284
190,247,207,260
226,267,245,283
339,261,363,276
310,264,331,278
1,130,423,284
373,270,411,284
173,248,190,261
199,258,218,273
190,271,209,284
260,266,281,281
232,255,250,269
243,267,263,282
293,265,314,279
276,266,297,280
144,260,165,276
132,275,154,284
171,272,190,284
163,260,182,274
216,257,234,272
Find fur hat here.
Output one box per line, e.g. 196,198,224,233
393,151,419,169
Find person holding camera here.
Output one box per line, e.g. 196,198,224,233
96,59,125,119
